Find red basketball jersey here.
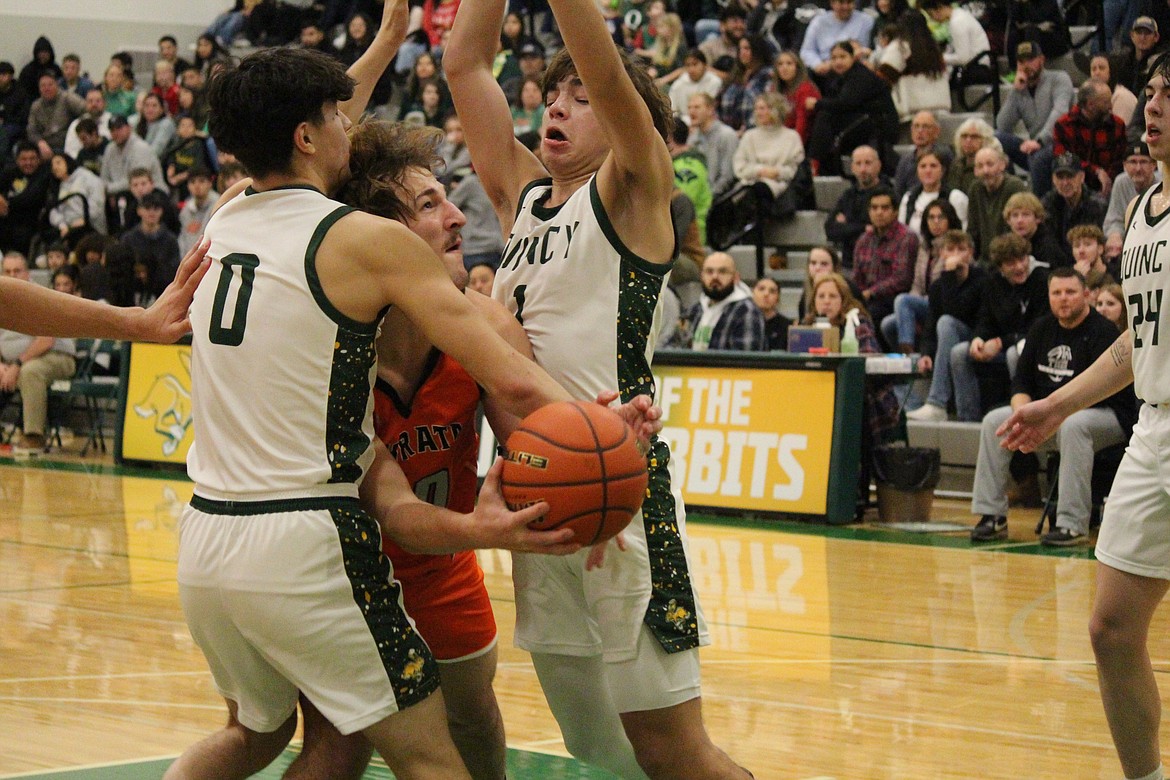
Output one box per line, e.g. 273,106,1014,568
373,351,482,577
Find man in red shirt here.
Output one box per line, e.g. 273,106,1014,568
1051,79,1128,197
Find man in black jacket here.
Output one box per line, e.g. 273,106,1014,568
0,62,31,166
969,266,1137,544
950,233,1049,421
824,145,892,268
0,141,51,255
906,230,986,422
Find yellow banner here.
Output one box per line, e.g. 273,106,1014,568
654,365,836,514
121,343,194,464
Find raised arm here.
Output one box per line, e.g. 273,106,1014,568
547,0,676,263
339,0,410,123
444,0,547,234
321,212,570,419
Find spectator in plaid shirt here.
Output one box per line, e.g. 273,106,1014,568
851,187,919,348
1052,80,1128,198
673,251,768,351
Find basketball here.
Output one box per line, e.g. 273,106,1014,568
501,401,649,546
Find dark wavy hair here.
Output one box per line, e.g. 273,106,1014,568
207,47,354,178
919,195,961,239
335,120,444,223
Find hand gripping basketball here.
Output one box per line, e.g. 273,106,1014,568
501,400,649,546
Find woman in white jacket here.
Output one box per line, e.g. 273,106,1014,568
732,91,804,208
48,152,107,241
877,11,951,123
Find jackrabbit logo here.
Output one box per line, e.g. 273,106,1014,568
132,349,193,457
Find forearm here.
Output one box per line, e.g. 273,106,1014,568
445,0,507,75
1045,331,1135,419
0,278,151,339
360,442,481,554
340,1,408,122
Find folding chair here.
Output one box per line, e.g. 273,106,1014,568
1035,443,1127,535
49,339,122,455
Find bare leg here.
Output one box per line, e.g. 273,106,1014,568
438,646,508,780
362,688,472,780
164,699,296,780
1090,562,1169,779
283,694,372,780
620,698,752,780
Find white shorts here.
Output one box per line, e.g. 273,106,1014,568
513,442,709,664
177,496,438,735
1096,403,1170,580
606,624,703,713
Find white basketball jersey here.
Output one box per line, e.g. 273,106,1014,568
187,186,378,499
493,176,668,401
1121,181,1170,405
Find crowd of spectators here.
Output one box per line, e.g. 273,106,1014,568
0,0,1149,526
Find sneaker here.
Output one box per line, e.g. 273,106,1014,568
906,403,947,422
13,433,45,457
1040,527,1088,547
971,515,1008,542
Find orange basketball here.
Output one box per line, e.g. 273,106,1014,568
501,401,648,546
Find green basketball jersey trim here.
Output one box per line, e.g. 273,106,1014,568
304,205,378,335
300,204,380,484
330,504,440,707
326,326,378,484
595,182,696,654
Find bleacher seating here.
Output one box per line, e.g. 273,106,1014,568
813,176,850,211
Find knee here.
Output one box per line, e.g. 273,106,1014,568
561,730,619,768
950,341,970,366
236,711,297,775
1057,415,1090,441
444,690,502,740
1089,608,1141,659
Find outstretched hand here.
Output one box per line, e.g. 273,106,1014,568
996,398,1063,453
475,457,582,555
596,390,662,454
139,237,211,343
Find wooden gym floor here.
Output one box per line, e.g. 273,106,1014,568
0,455,1162,779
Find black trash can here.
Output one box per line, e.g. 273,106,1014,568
873,445,941,523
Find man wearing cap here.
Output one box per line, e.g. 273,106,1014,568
503,41,546,104
100,114,167,219
1103,142,1160,258
0,62,30,165
995,41,1075,181
1042,152,1109,263
1050,79,1128,198
1117,16,1167,97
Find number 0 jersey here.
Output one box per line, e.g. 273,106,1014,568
1121,181,1170,405
372,351,481,578
188,186,376,499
